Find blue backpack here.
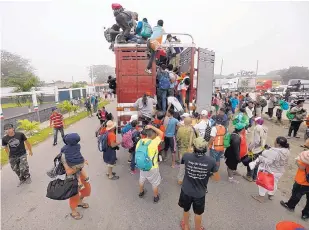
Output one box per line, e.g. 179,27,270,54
141,22,152,38
135,140,154,171
280,100,289,110
158,70,170,90
98,131,109,152
121,123,132,135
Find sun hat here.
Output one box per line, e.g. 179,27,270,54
200,110,208,116
106,120,116,131
193,137,207,150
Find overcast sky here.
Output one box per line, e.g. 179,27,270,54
1,0,308,82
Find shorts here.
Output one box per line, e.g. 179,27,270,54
209,149,223,163
178,190,205,215
164,136,176,153
139,168,161,188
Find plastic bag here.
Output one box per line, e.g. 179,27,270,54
256,169,274,191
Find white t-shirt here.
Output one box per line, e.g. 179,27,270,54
245,106,254,118
194,119,211,137
177,76,190,91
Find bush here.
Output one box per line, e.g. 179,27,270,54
17,119,40,135
58,100,74,116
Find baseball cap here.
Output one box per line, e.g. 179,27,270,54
130,114,138,122
201,110,208,116
4,123,13,130
181,113,190,118
193,137,207,150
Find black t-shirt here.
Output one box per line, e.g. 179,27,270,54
2,132,27,158
181,153,217,198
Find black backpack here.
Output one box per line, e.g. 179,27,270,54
204,122,212,142
46,177,78,200
46,153,66,178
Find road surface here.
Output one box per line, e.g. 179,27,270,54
3,103,56,119
1,101,308,230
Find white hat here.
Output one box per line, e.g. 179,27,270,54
201,110,208,116
130,114,138,122
106,120,116,131
181,113,190,118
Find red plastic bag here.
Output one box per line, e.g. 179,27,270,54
112,3,122,10
256,170,274,191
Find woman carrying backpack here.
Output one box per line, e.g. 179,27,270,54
225,123,246,184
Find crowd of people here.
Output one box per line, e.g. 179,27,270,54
2,88,309,229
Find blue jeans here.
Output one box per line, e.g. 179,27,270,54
53,127,64,144
158,88,168,112
130,152,136,171
209,149,223,163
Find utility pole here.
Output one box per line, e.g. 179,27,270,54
220,59,223,76
72,76,74,84
91,65,95,87
255,60,259,77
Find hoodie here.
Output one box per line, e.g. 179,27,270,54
61,133,84,167
259,147,290,174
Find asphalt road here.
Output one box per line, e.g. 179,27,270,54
2,103,56,119
1,101,308,230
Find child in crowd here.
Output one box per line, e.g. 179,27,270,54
61,133,88,189
129,120,142,174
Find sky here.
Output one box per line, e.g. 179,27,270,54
0,0,309,83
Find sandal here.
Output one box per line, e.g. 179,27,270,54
70,212,83,220
77,203,89,209
105,172,116,176
180,220,189,230
108,175,119,180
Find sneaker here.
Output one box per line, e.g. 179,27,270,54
153,195,160,203
24,177,32,184
53,143,57,146
294,136,301,139
228,178,239,184
301,214,309,221
280,200,294,212
139,189,146,198
243,175,253,182
127,160,131,164
145,69,152,74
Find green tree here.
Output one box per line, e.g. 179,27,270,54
58,100,74,117
71,81,87,88
278,66,309,84
88,65,115,84
1,50,40,91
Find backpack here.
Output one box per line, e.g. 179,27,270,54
204,122,212,142
135,140,154,171
260,99,267,107
46,153,66,178
158,70,170,90
140,22,152,38
104,28,112,42
46,177,78,200
121,123,132,135
280,100,289,110
286,110,295,120
98,131,109,152
224,133,231,148
121,129,136,149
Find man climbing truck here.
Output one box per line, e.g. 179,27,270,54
113,33,215,131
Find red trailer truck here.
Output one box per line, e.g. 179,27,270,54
113,34,215,131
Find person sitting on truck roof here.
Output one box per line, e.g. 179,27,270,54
145,20,165,74
134,92,157,124
135,18,152,42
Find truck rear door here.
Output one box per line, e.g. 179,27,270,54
195,48,215,111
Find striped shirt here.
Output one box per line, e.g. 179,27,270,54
50,113,63,128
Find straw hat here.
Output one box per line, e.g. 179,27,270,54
106,120,116,131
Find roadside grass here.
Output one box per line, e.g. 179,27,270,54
1,102,50,109
1,100,108,166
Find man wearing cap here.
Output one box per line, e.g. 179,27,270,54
178,137,217,230
194,110,211,137
50,107,65,146
179,113,190,126
2,124,33,186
